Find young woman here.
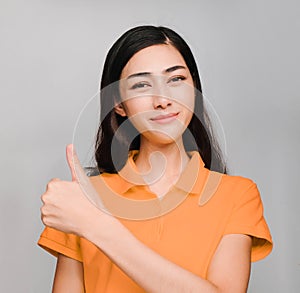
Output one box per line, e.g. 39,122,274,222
39,25,272,292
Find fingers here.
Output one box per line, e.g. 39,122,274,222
66,144,86,183
42,178,61,205
44,177,60,192
66,144,77,181
41,144,108,217
65,145,108,212
40,177,64,226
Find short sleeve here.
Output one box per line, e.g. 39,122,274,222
223,181,273,262
38,227,83,262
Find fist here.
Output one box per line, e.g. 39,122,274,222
40,144,104,237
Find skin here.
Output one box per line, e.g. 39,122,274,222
117,44,196,196
41,45,252,293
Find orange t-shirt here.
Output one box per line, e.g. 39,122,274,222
38,151,273,292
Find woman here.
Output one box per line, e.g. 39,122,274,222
39,25,272,292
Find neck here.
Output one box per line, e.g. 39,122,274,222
134,137,190,184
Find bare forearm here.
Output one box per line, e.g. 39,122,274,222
52,254,85,293
105,233,218,293
83,211,220,293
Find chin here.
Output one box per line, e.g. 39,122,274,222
143,130,184,146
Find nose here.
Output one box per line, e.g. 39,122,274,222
152,77,173,109
153,95,172,109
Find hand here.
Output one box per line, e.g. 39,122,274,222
40,144,103,237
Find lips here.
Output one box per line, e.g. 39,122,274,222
150,112,179,123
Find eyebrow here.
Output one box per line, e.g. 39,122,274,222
165,65,186,73
126,65,187,79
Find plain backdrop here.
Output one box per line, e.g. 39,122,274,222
1,0,299,292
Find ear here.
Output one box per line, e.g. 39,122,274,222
114,103,127,117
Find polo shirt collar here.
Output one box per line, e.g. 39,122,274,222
116,150,208,196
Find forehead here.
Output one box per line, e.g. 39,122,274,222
121,44,187,78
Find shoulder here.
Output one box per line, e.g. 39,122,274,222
200,169,260,207
210,171,264,216
217,173,273,261
88,172,128,195
220,173,261,204
220,173,257,194
88,172,119,187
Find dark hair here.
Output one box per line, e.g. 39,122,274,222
94,25,227,174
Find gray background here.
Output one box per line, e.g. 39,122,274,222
1,0,299,292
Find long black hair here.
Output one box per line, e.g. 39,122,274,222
94,25,227,174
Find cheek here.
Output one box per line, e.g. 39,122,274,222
184,86,195,117
121,99,152,132
170,82,195,113
123,96,153,117
123,100,142,117
182,109,194,128
185,85,195,111
179,95,195,122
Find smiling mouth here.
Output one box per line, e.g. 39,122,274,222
150,112,179,124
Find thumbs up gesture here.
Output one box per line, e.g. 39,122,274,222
40,144,105,237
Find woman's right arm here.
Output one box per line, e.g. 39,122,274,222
52,253,85,293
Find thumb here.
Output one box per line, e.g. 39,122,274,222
65,144,108,212
66,144,85,182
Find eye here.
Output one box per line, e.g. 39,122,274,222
131,82,151,90
168,75,186,83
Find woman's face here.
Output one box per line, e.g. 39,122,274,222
117,44,195,145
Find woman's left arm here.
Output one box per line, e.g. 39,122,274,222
41,145,252,293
